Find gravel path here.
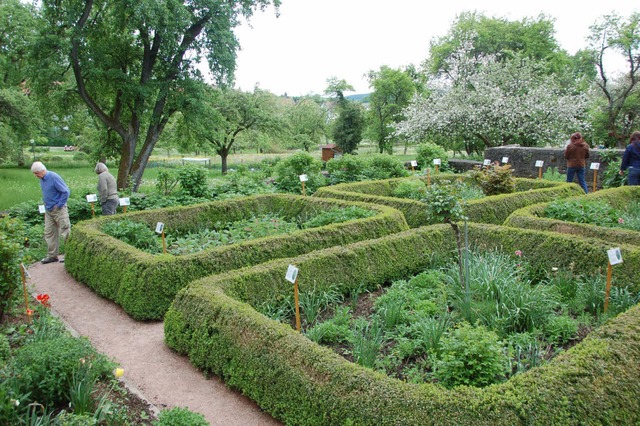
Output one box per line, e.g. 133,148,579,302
27,258,280,426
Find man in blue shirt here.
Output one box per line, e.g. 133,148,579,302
31,161,71,263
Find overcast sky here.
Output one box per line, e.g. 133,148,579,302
226,0,638,96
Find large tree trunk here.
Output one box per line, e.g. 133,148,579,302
219,147,230,174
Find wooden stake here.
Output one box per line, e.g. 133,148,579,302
90,202,95,217
301,181,306,197
604,262,613,313
592,171,598,193
20,264,31,323
294,278,301,332
435,164,439,174
161,230,167,254
538,167,543,179
123,205,127,214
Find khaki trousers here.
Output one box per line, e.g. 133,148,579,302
44,206,71,259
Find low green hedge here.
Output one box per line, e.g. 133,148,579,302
504,186,640,247
65,194,408,320
165,223,640,425
313,174,583,227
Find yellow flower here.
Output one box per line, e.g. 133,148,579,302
114,367,125,378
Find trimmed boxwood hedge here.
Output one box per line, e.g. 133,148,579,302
504,186,640,247
313,174,584,227
165,223,640,425
64,194,408,320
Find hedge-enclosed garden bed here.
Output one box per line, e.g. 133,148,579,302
313,174,583,227
65,194,408,320
504,186,640,247
165,223,640,425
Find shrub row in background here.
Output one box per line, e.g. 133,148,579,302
504,186,640,246
164,223,640,425
313,174,584,227
64,194,408,320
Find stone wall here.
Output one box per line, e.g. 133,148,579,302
448,146,624,188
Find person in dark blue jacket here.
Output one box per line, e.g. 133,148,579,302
31,161,71,263
620,131,640,185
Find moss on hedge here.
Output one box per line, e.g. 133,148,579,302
504,186,640,247
64,194,408,320
165,223,640,425
313,174,583,227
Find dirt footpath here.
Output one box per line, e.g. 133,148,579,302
27,259,281,426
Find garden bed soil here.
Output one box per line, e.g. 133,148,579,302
26,258,281,426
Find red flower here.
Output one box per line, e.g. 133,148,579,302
515,250,523,257
26,309,33,316
36,293,50,307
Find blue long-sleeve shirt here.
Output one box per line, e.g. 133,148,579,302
40,171,70,211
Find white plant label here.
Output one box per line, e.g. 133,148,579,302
155,222,165,234
86,194,98,203
502,157,509,163
607,248,623,265
535,160,544,168
483,159,491,166
285,264,299,283
590,162,600,170
433,158,441,165
299,174,308,182
410,160,418,167
38,205,46,214
119,197,130,206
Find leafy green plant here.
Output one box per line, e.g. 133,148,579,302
363,154,408,180
392,179,427,200
274,152,326,194
102,219,162,253
542,167,566,182
305,306,353,344
507,332,544,375
543,314,578,345
607,286,640,316
544,199,620,226
298,285,343,327
178,165,208,198
599,149,626,188
416,142,449,171
468,163,516,196
300,206,375,228
153,407,209,426
325,154,367,184
0,217,25,322
433,322,509,388
349,318,384,368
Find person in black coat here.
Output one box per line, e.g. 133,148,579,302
620,131,640,186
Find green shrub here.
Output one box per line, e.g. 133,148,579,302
325,154,367,184
156,169,180,196
305,306,353,344
468,163,516,196
10,336,114,407
433,322,509,388
154,407,209,426
544,198,619,226
299,206,375,228
178,165,208,198
0,217,23,321
416,142,449,171
274,152,326,194
364,154,408,180
0,334,10,365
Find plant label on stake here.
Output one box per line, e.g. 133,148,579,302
590,163,600,192
535,160,544,179
119,197,130,213
286,265,301,332
410,160,417,173
86,194,97,217
38,205,46,214
483,159,491,166
433,158,441,174
20,263,31,322
299,174,308,196
604,247,623,313
502,157,509,164
156,222,166,254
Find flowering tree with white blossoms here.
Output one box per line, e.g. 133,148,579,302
397,49,590,152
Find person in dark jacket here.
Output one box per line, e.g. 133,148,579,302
564,132,590,193
620,131,640,186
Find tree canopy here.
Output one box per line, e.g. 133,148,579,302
29,0,280,190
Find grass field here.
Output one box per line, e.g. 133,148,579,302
1,145,421,210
